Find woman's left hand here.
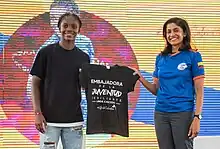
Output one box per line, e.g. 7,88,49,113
188,117,200,139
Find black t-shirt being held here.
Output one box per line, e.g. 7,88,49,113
30,43,90,123
80,64,139,137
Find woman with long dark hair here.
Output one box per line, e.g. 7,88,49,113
133,17,204,149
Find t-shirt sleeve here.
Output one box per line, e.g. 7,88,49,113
30,49,46,80
86,54,90,64
126,67,140,92
153,54,160,79
79,63,89,89
192,52,205,80
80,51,90,66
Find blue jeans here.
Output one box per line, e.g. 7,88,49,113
40,125,83,149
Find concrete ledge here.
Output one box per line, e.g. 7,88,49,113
194,136,220,149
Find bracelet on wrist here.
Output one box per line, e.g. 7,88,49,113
35,112,42,115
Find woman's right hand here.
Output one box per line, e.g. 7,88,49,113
129,66,157,95
128,66,143,80
35,113,47,133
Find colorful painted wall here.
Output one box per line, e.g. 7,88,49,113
0,0,220,148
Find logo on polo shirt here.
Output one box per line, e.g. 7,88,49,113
198,62,204,68
177,63,187,70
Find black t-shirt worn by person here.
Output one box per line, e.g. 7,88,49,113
30,43,90,123
79,64,139,137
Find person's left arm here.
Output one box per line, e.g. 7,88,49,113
188,52,205,138
194,77,204,115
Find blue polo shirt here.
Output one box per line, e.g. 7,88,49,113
153,50,205,112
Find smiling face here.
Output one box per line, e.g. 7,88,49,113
166,23,185,48
59,14,80,42
162,17,192,52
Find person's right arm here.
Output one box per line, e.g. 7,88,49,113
30,49,47,133
31,76,41,114
31,75,47,133
138,74,158,96
131,54,160,96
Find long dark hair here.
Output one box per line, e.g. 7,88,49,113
161,17,192,55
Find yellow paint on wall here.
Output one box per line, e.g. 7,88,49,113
0,105,6,120
0,127,38,149
94,121,158,149
0,0,53,35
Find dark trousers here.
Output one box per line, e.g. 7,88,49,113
154,111,194,149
